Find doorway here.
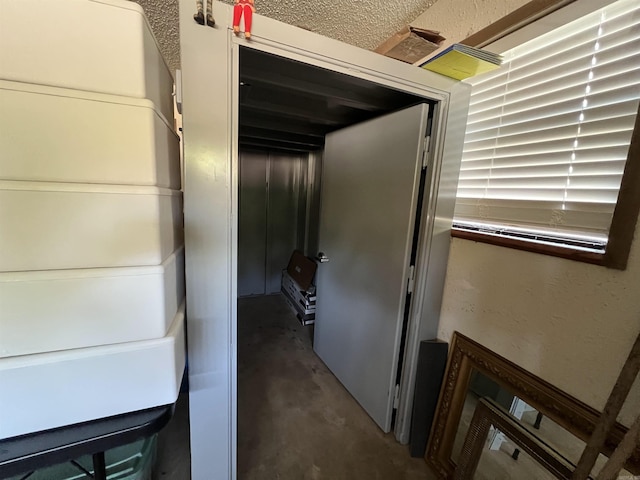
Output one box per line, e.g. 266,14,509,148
235,46,437,470
179,4,468,476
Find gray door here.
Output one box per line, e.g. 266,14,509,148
313,103,430,432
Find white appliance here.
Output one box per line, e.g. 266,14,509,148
0,0,186,440
0,248,185,358
0,302,186,439
0,181,183,272
0,0,174,121
0,81,180,189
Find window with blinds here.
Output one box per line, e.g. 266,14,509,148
454,0,640,253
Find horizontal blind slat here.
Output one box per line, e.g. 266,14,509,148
464,114,637,152
466,98,640,136
462,129,635,161
469,65,640,121
458,160,627,180
455,0,638,245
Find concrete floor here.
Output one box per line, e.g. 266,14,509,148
154,293,437,479
237,294,436,480
156,392,191,479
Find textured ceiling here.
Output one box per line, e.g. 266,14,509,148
132,0,439,74
133,0,182,73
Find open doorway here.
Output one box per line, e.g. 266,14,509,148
235,47,438,476
180,4,469,475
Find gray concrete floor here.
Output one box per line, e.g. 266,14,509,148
156,391,191,479
237,294,436,480
154,294,437,479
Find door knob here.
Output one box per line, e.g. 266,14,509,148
316,252,330,263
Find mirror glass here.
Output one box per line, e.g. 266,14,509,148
474,429,558,480
453,370,633,478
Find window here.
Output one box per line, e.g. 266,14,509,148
453,0,640,268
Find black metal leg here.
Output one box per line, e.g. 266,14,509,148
92,452,107,480
534,411,543,429
512,448,520,460
70,460,94,477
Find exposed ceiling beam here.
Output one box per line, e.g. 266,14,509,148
240,48,415,112
239,138,322,153
240,114,333,137
241,68,392,113
240,102,361,127
239,126,324,148
236,44,430,156
241,84,358,123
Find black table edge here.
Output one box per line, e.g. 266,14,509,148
0,403,175,478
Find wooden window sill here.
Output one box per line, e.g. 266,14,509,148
451,228,608,266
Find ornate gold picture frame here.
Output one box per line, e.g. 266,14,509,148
425,332,639,479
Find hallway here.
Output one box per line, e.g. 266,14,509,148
237,295,436,480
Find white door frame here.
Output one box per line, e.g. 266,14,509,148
179,2,471,478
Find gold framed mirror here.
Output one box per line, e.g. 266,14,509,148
425,332,640,479
455,397,575,479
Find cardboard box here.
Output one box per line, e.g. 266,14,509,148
286,250,317,292
375,26,445,64
282,251,317,325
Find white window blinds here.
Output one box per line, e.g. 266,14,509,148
454,0,640,251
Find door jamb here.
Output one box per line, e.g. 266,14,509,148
230,35,453,448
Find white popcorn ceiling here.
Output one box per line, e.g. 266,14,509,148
132,0,440,74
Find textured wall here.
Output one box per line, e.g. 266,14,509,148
411,0,530,51
426,0,640,427
439,229,640,426
132,0,440,73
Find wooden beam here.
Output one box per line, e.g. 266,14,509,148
461,0,577,48
603,101,640,270
572,332,640,480
597,413,640,480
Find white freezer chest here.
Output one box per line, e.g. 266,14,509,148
0,181,183,272
0,248,185,358
0,302,186,440
0,81,180,189
0,0,175,122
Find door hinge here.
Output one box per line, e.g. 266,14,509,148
393,384,401,409
407,265,416,295
173,69,183,114
422,136,431,169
